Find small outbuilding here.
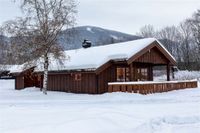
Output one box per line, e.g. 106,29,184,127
11,38,177,94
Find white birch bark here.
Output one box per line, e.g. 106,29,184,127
42,55,48,95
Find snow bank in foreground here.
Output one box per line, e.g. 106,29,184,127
134,116,200,133
0,80,200,133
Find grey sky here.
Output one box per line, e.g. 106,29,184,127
0,0,200,34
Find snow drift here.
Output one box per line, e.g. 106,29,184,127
0,80,199,133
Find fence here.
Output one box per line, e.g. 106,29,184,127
108,80,198,94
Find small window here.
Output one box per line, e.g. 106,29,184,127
117,67,125,82
116,67,130,82
74,73,81,81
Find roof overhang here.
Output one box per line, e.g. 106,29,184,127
95,40,177,74
9,39,177,75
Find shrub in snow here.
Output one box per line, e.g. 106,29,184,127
154,70,200,81
174,71,200,81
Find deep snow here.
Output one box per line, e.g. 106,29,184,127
0,80,200,133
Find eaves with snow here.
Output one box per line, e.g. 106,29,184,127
9,38,176,73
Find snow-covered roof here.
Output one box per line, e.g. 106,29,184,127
9,38,176,73
0,65,21,72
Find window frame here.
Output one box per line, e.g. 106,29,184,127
116,67,130,82
136,67,148,81
74,73,82,81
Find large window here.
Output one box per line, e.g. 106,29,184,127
116,67,130,82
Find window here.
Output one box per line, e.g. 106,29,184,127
74,73,81,81
116,67,130,82
117,67,125,82
136,68,148,81
125,67,130,81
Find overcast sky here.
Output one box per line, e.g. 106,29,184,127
0,0,200,34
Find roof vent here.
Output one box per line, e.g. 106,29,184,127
82,39,92,48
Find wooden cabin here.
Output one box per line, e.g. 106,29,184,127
12,38,178,94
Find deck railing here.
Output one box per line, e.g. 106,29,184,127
108,80,198,94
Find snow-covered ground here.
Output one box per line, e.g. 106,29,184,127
0,80,200,133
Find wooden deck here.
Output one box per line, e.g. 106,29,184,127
108,80,198,94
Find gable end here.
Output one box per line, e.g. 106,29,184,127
127,41,176,65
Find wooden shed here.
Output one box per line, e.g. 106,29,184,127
12,38,178,94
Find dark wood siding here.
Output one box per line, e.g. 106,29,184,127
98,65,116,94
24,74,41,88
135,47,169,64
47,72,97,94
97,63,155,93
15,76,24,90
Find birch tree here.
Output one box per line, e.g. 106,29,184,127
4,0,77,94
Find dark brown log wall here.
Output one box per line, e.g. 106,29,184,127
15,76,24,90
97,62,154,93
97,65,117,93
135,47,169,64
47,72,97,94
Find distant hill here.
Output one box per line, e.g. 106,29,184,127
58,26,142,50
1,26,142,51
0,26,142,64
0,35,9,43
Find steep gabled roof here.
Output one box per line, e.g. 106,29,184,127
9,38,176,73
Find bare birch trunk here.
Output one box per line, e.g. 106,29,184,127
42,55,48,95
2,0,77,95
